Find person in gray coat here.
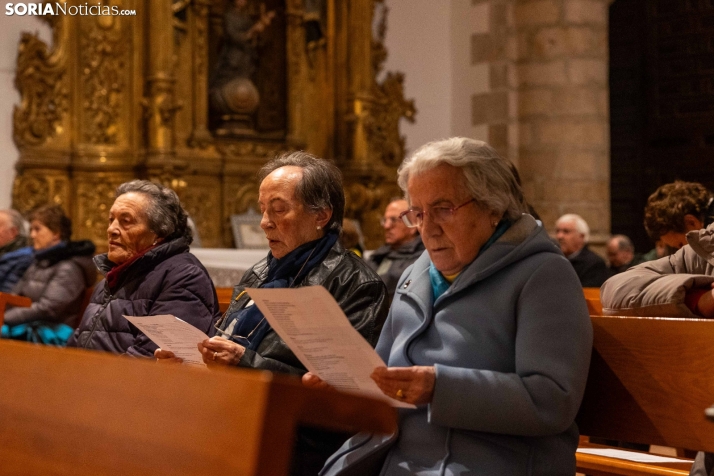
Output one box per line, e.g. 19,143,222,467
2,205,96,345
305,137,593,476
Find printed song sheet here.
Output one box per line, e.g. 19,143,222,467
123,314,209,367
246,286,414,408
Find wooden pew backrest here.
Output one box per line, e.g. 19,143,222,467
577,316,714,452
216,287,232,313
0,292,31,327
583,287,603,315
0,340,397,476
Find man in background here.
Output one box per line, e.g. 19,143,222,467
555,213,610,287
368,198,424,301
0,209,33,292
606,234,643,274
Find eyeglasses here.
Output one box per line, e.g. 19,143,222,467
379,217,401,227
213,290,264,346
399,198,476,228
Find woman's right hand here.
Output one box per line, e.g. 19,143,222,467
154,348,183,364
302,372,332,390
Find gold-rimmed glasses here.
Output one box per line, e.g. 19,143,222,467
399,198,476,228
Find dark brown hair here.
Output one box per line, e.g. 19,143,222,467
644,181,712,241
28,205,72,241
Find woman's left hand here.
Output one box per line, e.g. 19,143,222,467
198,336,245,367
371,366,436,405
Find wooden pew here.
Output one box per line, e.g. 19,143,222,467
576,316,714,475
216,286,233,313
0,340,397,476
0,291,31,326
583,287,603,315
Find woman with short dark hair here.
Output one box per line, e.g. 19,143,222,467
67,180,219,356
2,205,96,345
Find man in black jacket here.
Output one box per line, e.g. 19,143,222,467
368,199,425,301
556,213,610,287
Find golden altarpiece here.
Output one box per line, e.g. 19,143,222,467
11,0,415,250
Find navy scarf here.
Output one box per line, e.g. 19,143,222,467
224,231,339,351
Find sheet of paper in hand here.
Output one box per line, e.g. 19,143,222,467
123,314,209,367
246,286,415,408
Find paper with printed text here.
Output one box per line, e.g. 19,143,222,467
246,286,414,408
123,314,209,366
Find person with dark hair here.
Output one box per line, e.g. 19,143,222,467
368,198,424,302
0,209,33,292
2,205,96,345
67,180,219,356
306,138,592,476
644,180,714,250
606,234,644,274
155,151,389,476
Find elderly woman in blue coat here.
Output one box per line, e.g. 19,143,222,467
306,137,593,476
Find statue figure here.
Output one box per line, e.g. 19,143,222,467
210,0,275,135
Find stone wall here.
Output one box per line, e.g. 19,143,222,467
472,0,610,250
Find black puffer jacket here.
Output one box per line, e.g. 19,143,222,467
220,241,389,375
5,240,96,327
67,237,220,357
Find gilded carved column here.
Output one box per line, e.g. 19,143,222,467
73,3,136,247
187,0,212,149
145,0,178,165
347,0,373,167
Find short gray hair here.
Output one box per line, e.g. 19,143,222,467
115,180,192,244
0,209,27,237
397,137,528,221
259,151,345,233
557,213,590,243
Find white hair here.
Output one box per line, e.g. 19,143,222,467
397,137,527,221
0,209,27,237
557,213,590,243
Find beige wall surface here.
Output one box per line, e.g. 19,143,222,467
383,0,453,155
383,0,493,154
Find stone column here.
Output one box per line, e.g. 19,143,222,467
513,0,610,248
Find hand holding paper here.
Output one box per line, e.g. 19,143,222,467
246,286,415,408
123,314,209,366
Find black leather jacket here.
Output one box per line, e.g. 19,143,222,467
218,241,389,375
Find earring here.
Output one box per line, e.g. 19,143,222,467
316,226,321,230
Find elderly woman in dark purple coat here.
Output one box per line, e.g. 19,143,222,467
67,180,220,357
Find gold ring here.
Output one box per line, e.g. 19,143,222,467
396,389,404,399
213,351,217,361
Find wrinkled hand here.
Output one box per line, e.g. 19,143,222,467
154,348,183,364
371,366,436,405
198,336,245,367
301,372,333,390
